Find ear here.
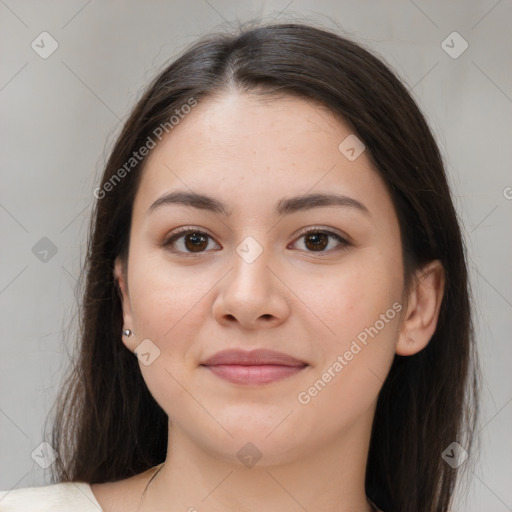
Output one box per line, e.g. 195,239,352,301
114,257,136,350
396,260,445,356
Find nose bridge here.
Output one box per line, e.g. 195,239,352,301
236,234,266,267
230,233,271,296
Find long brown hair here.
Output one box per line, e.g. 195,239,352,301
47,20,480,512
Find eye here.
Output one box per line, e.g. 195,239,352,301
162,228,220,256
162,226,350,257
289,227,350,255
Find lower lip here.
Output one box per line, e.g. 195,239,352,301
202,364,307,385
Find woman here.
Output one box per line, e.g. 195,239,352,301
0,21,479,512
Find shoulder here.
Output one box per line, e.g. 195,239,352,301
0,482,102,511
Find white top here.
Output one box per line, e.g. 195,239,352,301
0,482,384,511
0,482,103,511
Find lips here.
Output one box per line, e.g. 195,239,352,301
201,348,307,367
201,349,308,385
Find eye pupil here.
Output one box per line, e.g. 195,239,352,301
305,233,328,251
185,233,208,252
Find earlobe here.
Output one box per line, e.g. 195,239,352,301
396,260,445,356
113,257,134,345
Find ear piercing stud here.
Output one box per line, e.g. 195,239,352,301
123,329,134,337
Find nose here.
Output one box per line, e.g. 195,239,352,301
211,241,291,331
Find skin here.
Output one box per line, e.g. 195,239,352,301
91,92,444,512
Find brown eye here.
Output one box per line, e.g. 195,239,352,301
163,229,220,255
183,232,209,252
163,227,349,257
291,229,349,254
304,232,329,251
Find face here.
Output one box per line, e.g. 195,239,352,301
115,92,406,465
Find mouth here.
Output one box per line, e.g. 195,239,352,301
202,364,308,385
200,348,309,385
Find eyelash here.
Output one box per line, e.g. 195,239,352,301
161,225,350,258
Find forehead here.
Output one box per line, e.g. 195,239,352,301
134,92,393,219
146,92,351,165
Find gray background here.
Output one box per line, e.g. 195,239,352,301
1,1,511,510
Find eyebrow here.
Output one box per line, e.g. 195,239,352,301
147,190,370,217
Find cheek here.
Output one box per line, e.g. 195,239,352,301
294,266,401,433
128,252,204,336
298,255,402,351
126,256,207,412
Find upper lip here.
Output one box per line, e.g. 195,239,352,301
201,349,307,367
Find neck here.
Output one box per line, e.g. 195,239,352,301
141,408,376,512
